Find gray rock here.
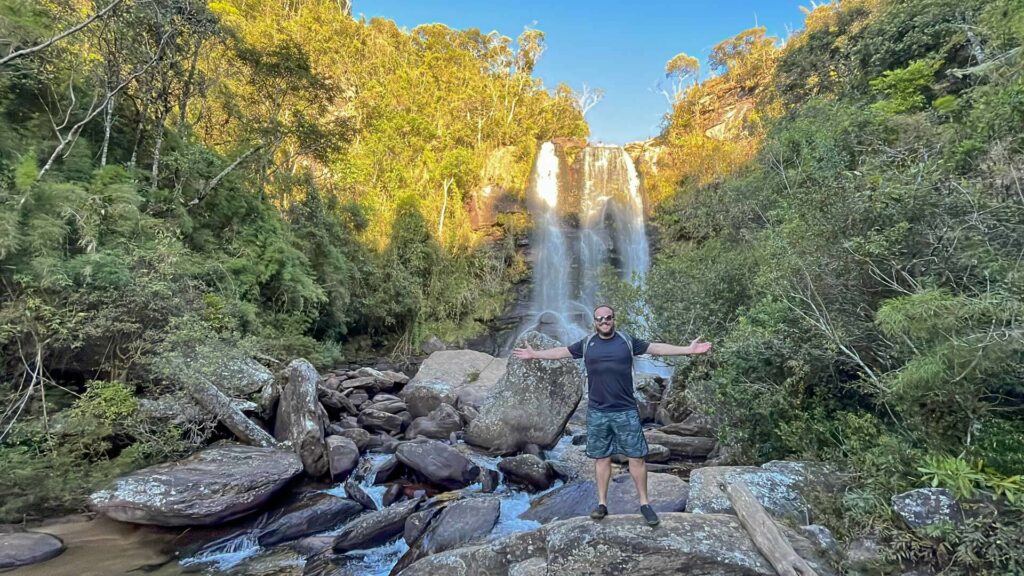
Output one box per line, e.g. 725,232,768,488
498,454,555,492
521,473,688,523
326,436,360,480
611,444,670,464
891,488,963,529
686,460,838,523
508,557,548,576
799,524,840,558
479,468,500,493
0,532,65,570
633,373,667,423
357,409,403,435
332,497,422,552
846,536,894,575
403,506,443,545
400,378,459,419
88,444,302,526
363,399,407,414
406,404,463,440
642,430,716,458
396,513,834,576
464,332,583,454
421,335,447,355
396,440,480,490
257,494,363,546
276,359,329,477
336,428,372,451
392,497,501,573
407,350,507,410
658,413,714,437
347,389,369,408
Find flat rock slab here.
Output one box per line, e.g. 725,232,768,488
521,473,688,523
88,444,303,526
0,532,65,570
395,513,835,576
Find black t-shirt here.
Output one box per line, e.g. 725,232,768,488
568,332,650,412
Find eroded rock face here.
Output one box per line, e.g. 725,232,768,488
464,332,583,454
88,444,303,526
891,488,963,529
521,473,688,523
0,532,65,570
395,513,835,576
686,461,839,523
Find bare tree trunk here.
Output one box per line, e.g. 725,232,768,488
100,96,114,167
438,176,453,238
187,376,277,447
727,482,820,576
150,104,168,191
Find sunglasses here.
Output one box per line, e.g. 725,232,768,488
594,314,615,323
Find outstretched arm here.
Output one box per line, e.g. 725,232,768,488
646,338,712,356
512,344,572,360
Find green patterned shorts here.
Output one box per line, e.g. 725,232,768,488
586,408,649,459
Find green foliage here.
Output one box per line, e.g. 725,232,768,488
869,58,943,113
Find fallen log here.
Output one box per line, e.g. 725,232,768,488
187,376,277,447
727,481,819,576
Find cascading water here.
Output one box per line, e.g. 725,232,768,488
512,142,652,349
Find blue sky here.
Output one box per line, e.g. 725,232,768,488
354,1,809,144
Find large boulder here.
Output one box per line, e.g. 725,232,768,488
392,497,501,574
406,350,508,411
332,497,423,552
396,440,480,490
464,332,583,454
658,413,714,437
399,378,458,419
396,513,835,576
257,493,363,547
498,455,555,492
686,460,839,523
891,488,963,529
406,404,463,440
521,473,688,523
88,444,302,526
357,409,403,435
0,532,65,570
275,359,328,476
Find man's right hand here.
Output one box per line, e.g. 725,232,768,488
512,344,536,360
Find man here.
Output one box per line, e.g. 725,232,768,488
512,305,711,526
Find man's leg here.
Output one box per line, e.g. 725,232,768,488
627,457,649,506
595,457,612,504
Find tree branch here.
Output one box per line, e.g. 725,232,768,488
0,0,125,67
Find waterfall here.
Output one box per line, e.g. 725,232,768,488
512,142,651,350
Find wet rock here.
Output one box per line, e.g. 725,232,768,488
257,494,363,547
392,497,501,574
373,456,406,484
498,454,555,492
611,444,670,464
276,359,329,477
382,483,405,507
288,535,333,557
642,431,716,459
343,477,377,511
326,436,360,480
357,409,403,435
892,488,963,529
89,444,302,526
479,468,500,493
403,506,443,545
396,440,480,490
395,528,546,576
332,497,422,552
686,460,839,523
363,399,407,415
406,404,463,440
521,472,688,523
0,532,65,570
464,332,583,454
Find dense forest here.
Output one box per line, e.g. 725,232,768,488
619,0,1024,571
2,0,1024,573
0,0,584,521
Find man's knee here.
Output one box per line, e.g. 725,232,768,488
595,457,612,466
627,457,646,467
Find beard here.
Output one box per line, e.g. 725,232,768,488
596,322,614,337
